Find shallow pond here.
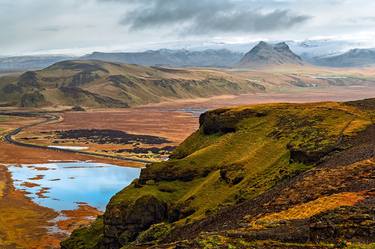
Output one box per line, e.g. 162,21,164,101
8,162,141,211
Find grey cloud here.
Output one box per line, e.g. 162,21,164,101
361,17,375,22
120,0,311,34
38,25,67,32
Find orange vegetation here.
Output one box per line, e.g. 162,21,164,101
0,165,61,249
251,192,367,229
0,141,143,167
21,181,40,188
57,204,102,233
28,174,45,180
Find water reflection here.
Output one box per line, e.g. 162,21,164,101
8,162,141,211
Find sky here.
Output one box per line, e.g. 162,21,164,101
1,0,375,56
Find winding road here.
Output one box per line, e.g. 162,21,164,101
2,111,153,164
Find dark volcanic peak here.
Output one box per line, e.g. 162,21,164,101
237,41,304,68
314,48,375,67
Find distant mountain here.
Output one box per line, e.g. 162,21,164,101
0,60,260,108
313,48,375,67
236,41,304,68
286,39,364,60
0,55,73,72
81,49,243,68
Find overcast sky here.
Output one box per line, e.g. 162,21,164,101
1,0,375,56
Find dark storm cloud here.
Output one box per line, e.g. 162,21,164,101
119,0,311,34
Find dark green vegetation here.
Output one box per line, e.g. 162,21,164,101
56,129,171,145
62,99,375,249
0,60,259,108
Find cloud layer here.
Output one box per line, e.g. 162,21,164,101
121,0,310,34
0,0,375,55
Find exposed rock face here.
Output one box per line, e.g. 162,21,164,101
103,195,167,248
237,41,304,68
199,108,267,135
59,87,129,108
17,71,39,88
107,75,136,87
2,83,23,94
69,71,99,87
140,165,200,183
20,91,46,107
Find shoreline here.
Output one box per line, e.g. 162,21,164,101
0,163,61,248
1,159,136,248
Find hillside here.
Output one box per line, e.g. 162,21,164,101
237,41,304,68
81,49,243,68
314,48,375,67
0,60,259,108
62,98,375,249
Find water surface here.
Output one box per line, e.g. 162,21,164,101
8,162,141,211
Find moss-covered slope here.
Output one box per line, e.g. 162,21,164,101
62,98,375,249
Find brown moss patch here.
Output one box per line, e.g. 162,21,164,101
251,192,367,229
58,204,102,233
28,174,44,181
20,181,40,188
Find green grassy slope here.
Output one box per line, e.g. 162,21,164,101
62,99,375,249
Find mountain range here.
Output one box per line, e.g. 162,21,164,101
0,60,260,108
1,41,375,71
81,49,243,68
313,48,375,67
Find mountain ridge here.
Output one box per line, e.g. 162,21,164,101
81,49,243,68
313,48,375,67
0,60,261,108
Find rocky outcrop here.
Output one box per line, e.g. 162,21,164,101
69,71,99,87
199,108,267,135
103,195,167,248
20,91,46,107
17,71,39,88
2,83,23,94
59,87,129,108
139,165,201,183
